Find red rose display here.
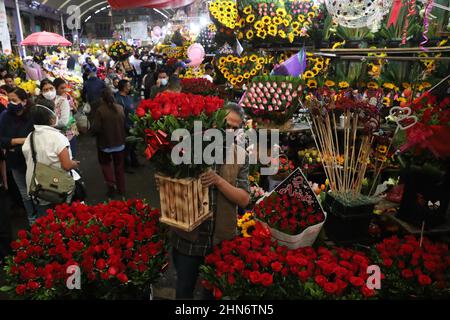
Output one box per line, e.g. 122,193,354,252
254,193,325,235
372,235,450,299
1,200,168,300
180,78,219,96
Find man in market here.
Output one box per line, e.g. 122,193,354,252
149,68,170,98
169,102,250,299
114,79,140,172
82,71,106,122
202,63,215,83
3,74,16,88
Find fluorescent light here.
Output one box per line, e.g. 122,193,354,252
153,9,169,19
95,10,100,14
84,15,92,23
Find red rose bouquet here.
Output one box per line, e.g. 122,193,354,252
0,200,167,299
132,92,227,178
372,235,450,298
180,78,218,96
399,93,450,159
200,237,377,300
254,192,325,236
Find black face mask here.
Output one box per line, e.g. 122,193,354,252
8,102,24,114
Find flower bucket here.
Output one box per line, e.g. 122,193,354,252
155,174,212,232
257,214,326,250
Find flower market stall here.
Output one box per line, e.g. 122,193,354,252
1,0,450,302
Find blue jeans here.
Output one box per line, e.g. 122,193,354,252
11,168,35,225
172,248,214,300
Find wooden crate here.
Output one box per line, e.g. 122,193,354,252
155,174,212,232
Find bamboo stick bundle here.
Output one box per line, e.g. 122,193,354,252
305,89,380,201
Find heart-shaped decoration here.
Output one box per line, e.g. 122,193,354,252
389,106,418,130
217,54,264,87
209,0,238,29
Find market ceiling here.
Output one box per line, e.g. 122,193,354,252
39,0,192,23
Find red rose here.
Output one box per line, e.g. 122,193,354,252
261,273,273,287
298,270,310,282
349,276,365,287
96,258,106,270
401,269,414,279
361,286,376,298
397,261,406,269
18,230,27,240
108,266,118,276
15,284,27,295
117,273,128,283
136,107,146,117
27,281,40,291
323,282,338,295
213,287,223,300
315,275,327,287
271,262,283,272
418,274,432,286
383,258,393,267
249,271,262,284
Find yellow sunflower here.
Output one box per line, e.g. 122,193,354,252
242,56,249,63
243,5,252,15
254,21,264,30
383,83,395,90
262,16,271,25
292,22,300,30
339,81,350,89
325,80,335,87
226,55,234,62
303,70,315,79
249,54,258,62
293,30,301,37
273,17,283,25
246,14,255,23
250,69,258,76
298,14,305,22
243,72,251,79
308,12,316,19
276,8,287,17
246,30,254,40
278,30,287,39
367,81,379,89
268,27,277,37
257,57,265,64
257,30,267,39
307,79,318,89
283,19,290,27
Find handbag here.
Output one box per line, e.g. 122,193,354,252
71,169,87,202
29,132,75,204
74,110,90,134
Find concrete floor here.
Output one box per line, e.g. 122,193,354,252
1,134,205,300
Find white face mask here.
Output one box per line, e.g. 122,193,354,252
160,78,168,86
43,89,56,100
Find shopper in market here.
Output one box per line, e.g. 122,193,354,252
82,57,98,81
53,78,80,158
92,88,126,199
202,63,215,83
82,71,106,122
149,67,170,98
0,87,35,225
142,61,157,99
22,104,80,217
114,79,140,172
170,102,250,299
2,74,16,88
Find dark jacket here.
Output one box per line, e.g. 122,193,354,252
83,77,106,105
91,102,126,150
0,109,34,170
114,92,134,131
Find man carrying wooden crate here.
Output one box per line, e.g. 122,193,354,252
170,103,251,299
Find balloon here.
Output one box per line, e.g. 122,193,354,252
186,43,205,67
153,26,162,37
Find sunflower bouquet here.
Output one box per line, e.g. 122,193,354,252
237,0,320,44
107,41,134,62
216,53,265,87
209,0,238,29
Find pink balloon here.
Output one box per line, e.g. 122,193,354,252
187,43,205,67
153,26,162,37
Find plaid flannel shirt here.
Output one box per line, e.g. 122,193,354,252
171,150,250,257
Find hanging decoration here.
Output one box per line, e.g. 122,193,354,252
324,0,393,30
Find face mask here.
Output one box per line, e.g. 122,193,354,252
8,102,24,114
160,78,168,86
43,90,56,100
